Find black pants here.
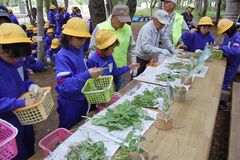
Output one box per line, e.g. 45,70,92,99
136,56,150,76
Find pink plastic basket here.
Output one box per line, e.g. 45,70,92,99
0,119,18,160
96,92,121,112
39,128,72,156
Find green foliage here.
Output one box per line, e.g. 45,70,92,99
155,73,181,82
65,138,108,160
112,0,128,6
92,101,154,131
165,62,192,71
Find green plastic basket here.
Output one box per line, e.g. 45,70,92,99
212,49,223,59
82,76,114,104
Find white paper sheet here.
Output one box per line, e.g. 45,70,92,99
44,127,120,160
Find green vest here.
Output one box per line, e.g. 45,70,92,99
97,20,131,67
172,12,184,46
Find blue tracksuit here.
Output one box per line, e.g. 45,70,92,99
26,30,33,38
87,51,129,77
31,44,37,58
181,31,214,52
25,56,45,71
55,45,91,129
71,13,83,18
48,10,56,25
55,13,64,37
0,59,35,159
9,14,19,25
63,11,70,24
44,36,54,52
46,47,60,65
219,32,240,90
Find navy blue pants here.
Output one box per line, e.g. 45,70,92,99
222,65,238,90
57,96,89,129
114,74,126,92
1,114,35,160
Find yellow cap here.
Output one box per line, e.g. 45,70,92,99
59,4,66,10
96,30,117,49
8,8,13,13
27,25,34,31
33,27,37,34
71,6,76,11
44,23,50,29
51,38,60,49
188,3,195,9
198,16,214,26
62,18,91,38
217,19,234,35
31,36,37,43
50,4,56,10
62,24,65,29
0,23,32,44
47,28,54,34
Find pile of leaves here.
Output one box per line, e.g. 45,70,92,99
155,72,181,82
116,131,145,160
165,62,192,71
131,88,165,108
92,101,154,131
177,53,200,59
65,138,108,160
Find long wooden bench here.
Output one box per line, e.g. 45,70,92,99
228,82,240,160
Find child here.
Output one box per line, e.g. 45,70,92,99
0,23,40,159
26,25,33,38
180,16,214,52
55,18,102,129
87,29,139,90
44,28,55,52
215,19,240,90
46,38,61,65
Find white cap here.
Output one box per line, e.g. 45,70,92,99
154,10,169,24
165,0,177,5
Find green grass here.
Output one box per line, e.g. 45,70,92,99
134,7,225,19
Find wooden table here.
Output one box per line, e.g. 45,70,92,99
31,59,226,160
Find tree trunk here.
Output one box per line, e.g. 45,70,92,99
89,0,106,28
19,0,26,14
106,0,113,16
37,0,45,62
25,0,34,24
215,0,222,25
201,0,208,16
127,0,137,18
224,0,240,21
44,0,50,19
64,0,68,10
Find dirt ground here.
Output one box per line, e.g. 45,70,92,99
30,22,232,160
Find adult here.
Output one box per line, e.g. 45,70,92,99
181,3,195,29
163,0,189,46
89,4,136,91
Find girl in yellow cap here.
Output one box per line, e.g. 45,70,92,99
55,18,102,129
0,23,39,159
87,29,139,91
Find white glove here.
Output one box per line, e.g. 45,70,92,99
195,49,203,53
28,84,40,94
160,49,171,56
130,69,138,77
47,57,51,64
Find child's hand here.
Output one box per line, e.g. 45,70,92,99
25,98,35,106
190,28,197,33
89,68,102,78
129,63,140,70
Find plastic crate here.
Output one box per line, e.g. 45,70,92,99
82,76,114,104
96,92,121,112
39,128,72,156
0,119,18,160
13,87,54,125
212,49,223,59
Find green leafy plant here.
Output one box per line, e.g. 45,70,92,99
155,72,181,82
65,138,108,160
91,101,154,131
166,62,192,71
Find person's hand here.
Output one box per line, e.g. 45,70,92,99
160,49,171,56
129,63,140,70
32,50,37,54
25,98,36,106
47,57,51,64
195,49,203,53
190,28,197,33
213,46,220,50
28,84,40,94
89,68,102,78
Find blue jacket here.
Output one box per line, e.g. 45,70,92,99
10,14,19,25
55,13,64,36
0,59,32,117
219,32,240,90
63,11,70,24
48,10,56,25
44,36,53,51
55,45,91,101
87,51,129,76
46,47,60,58
181,31,214,52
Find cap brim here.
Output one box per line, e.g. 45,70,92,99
157,18,169,25
96,35,117,50
62,29,91,38
117,15,131,23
